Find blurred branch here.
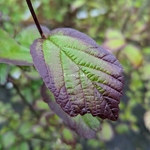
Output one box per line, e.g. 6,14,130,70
122,0,150,33
121,12,131,33
7,76,57,142
14,84,39,118
121,1,135,33
137,0,150,19
8,76,39,118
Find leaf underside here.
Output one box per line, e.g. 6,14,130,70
31,28,124,121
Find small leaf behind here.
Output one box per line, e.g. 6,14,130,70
41,84,101,138
16,25,50,48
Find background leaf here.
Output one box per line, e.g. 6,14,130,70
0,29,32,66
0,25,50,66
15,25,50,48
102,29,126,52
121,44,143,68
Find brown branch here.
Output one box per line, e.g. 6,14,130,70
26,0,46,39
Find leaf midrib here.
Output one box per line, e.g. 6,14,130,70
49,35,122,68
47,37,122,95
49,36,122,82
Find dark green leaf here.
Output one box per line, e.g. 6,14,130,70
0,29,32,66
16,25,50,48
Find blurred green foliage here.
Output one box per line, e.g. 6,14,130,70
0,0,150,149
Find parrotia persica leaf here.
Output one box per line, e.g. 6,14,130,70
31,28,124,121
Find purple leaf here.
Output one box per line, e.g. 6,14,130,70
31,28,124,121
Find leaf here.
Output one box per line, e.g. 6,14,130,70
105,29,124,39
41,84,101,138
15,25,50,49
0,29,32,66
17,142,29,150
121,44,143,68
61,128,75,145
98,122,114,141
2,131,16,148
115,123,129,134
103,39,125,52
140,63,150,80
0,63,9,85
31,28,124,121
103,29,126,52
